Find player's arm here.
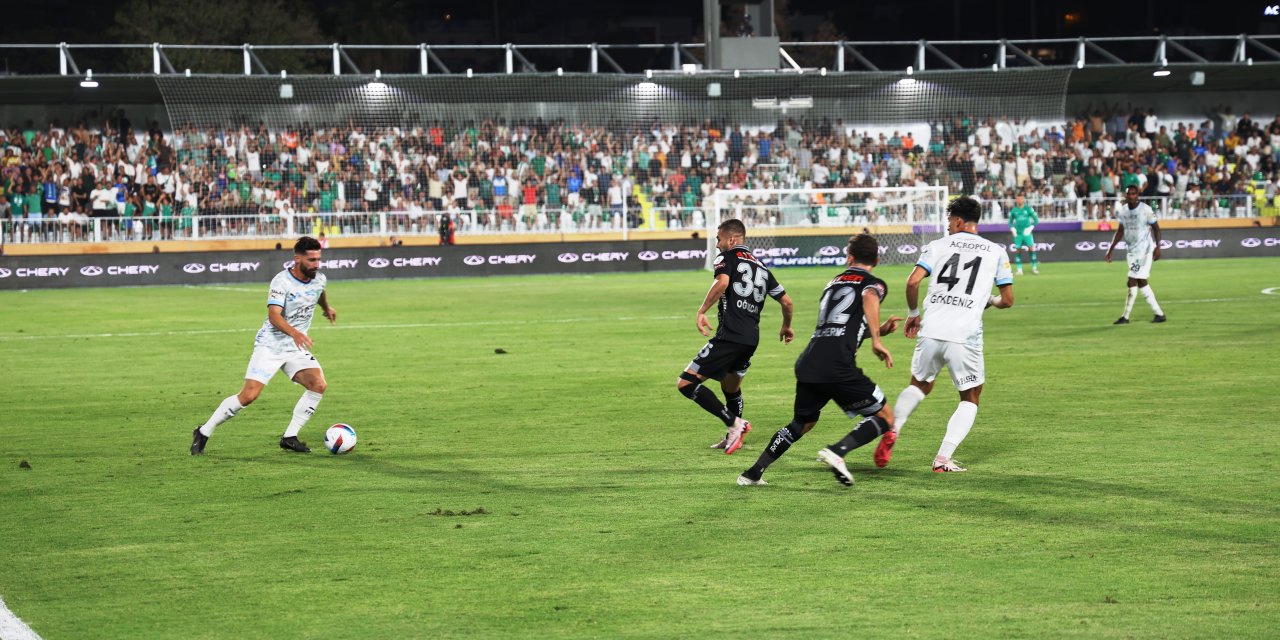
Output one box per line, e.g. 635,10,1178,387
775,292,794,344
268,304,313,350
318,291,337,324
1029,208,1038,232
903,265,928,338
988,284,1014,309
862,289,893,368
1150,220,1161,260
1104,223,1125,262
696,274,730,337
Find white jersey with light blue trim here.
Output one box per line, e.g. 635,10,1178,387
254,269,327,353
915,232,1013,347
1114,201,1157,255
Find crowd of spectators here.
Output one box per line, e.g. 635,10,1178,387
1,104,1277,243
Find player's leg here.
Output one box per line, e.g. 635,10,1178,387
1117,274,1140,324
279,362,327,453
678,340,752,451
1119,245,1155,323
1134,260,1165,321
720,373,744,420
192,351,278,454
1028,235,1039,273
820,382,893,487
934,342,985,473
678,371,735,427
1014,243,1024,274
876,338,941,467
738,382,824,485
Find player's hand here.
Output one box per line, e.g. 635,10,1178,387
696,312,713,337
1153,246,1161,261
779,326,795,344
872,340,893,368
903,316,922,339
880,315,904,336
1104,251,1112,263
293,333,314,350
323,306,337,325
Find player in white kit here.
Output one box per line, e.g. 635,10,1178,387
1105,185,1166,324
873,196,1014,472
190,236,337,454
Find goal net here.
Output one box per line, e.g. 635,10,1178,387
705,186,948,269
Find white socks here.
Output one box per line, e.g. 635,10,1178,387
1140,285,1164,316
200,395,244,437
1122,286,1138,319
892,385,927,434
284,390,324,438
936,401,978,461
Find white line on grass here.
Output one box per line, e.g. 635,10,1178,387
1263,287,1280,296
0,294,1267,343
184,285,260,293
0,315,688,342
0,596,41,640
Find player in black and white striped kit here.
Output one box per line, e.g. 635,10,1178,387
676,219,794,456
736,234,903,487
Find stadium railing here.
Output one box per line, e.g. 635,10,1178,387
1,195,1262,245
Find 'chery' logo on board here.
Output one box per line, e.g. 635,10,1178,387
1075,241,1096,251
638,250,659,261
393,257,442,267
463,255,486,266
281,259,358,270
557,253,580,263
897,244,918,255
80,266,104,276
368,258,391,268
819,245,842,256
183,263,207,273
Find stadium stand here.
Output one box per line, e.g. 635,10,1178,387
2,105,1276,244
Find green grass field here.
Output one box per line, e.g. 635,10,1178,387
2,258,1278,638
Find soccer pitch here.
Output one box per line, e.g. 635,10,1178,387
2,258,1278,638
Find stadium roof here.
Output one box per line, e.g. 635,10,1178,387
1,34,1278,77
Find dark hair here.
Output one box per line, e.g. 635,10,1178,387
718,218,746,238
294,236,322,254
1125,184,1140,193
847,234,879,264
947,196,981,224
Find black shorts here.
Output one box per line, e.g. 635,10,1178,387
687,338,756,379
792,377,886,424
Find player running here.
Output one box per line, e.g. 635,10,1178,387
737,234,902,487
677,218,794,455
875,196,1014,473
190,236,336,455
1105,185,1166,324
1008,194,1040,275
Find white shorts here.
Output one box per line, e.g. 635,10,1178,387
244,347,322,384
910,337,985,391
1127,246,1155,279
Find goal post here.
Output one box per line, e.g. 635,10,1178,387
704,185,949,269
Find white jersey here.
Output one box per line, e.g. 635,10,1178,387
254,269,328,353
915,232,1014,347
1115,201,1158,254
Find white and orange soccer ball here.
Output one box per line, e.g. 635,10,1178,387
324,423,357,454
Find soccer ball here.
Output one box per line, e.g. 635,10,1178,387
324,423,357,454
